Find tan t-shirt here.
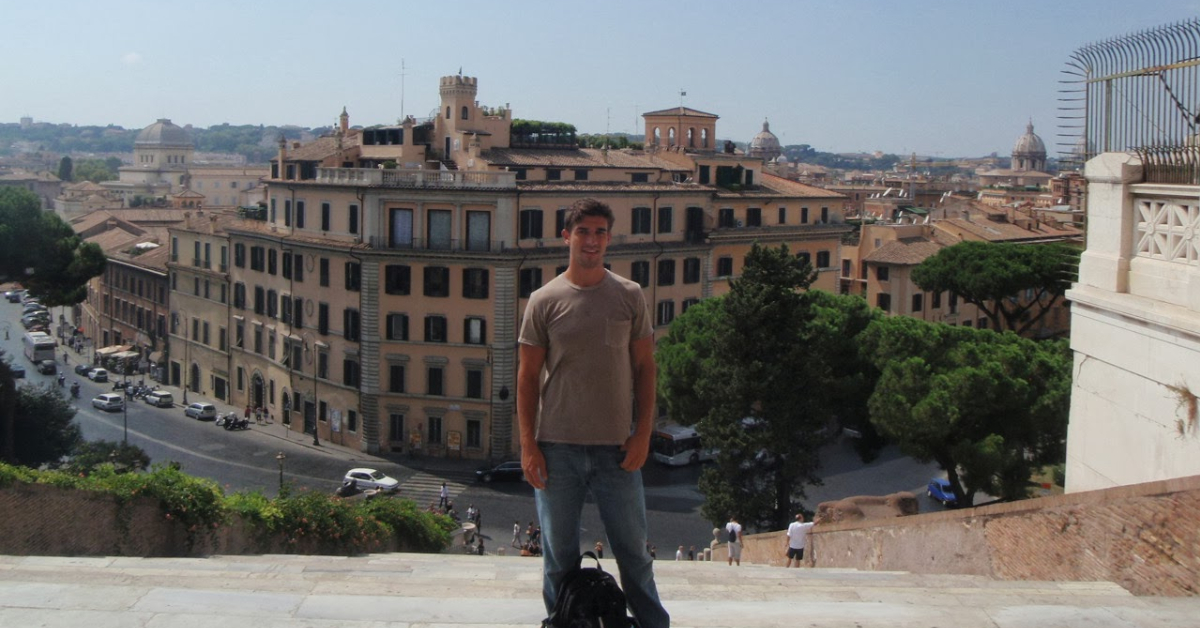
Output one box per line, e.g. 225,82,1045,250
518,270,652,445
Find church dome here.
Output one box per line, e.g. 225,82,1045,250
748,119,782,160
1012,121,1046,157
135,118,192,148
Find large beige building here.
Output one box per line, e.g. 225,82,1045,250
168,74,852,460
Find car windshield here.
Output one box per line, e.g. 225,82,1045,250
368,470,387,480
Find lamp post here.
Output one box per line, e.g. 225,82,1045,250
275,451,286,493
122,370,128,444
301,332,320,447
176,309,190,404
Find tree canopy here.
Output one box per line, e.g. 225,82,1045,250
657,244,880,531
5,382,82,468
858,316,1071,505
0,187,107,307
911,241,1080,335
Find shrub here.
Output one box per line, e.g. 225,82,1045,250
363,497,457,552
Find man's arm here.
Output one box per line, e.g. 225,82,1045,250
518,342,548,488
620,334,656,471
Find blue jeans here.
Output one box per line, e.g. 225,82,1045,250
535,442,669,628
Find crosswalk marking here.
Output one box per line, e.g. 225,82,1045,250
401,471,471,509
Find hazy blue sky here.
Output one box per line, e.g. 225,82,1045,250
3,0,1197,157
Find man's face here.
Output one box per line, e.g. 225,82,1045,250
564,215,611,270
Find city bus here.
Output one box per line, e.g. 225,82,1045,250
23,331,56,363
650,425,717,466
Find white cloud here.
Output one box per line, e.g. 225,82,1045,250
121,52,142,66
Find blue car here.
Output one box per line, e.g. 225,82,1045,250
927,478,958,507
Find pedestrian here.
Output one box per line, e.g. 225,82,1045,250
649,545,656,560
244,405,251,423
517,198,668,628
688,546,695,561
477,537,485,556
466,504,477,523
785,513,815,568
255,407,263,424
513,520,523,548
594,541,604,559
439,482,449,510
726,516,743,566
675,546,683,561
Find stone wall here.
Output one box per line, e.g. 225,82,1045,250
724,474,1200,596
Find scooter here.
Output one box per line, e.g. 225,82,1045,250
223,415,250,431
214,412,230,427
69,382,80,399
113,381,127,391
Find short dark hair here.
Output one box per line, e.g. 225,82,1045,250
562,198,614,233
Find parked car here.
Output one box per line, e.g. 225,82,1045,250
927,478,958,507
475,461,524,483
91,393,124,412
87,368,109,382
74,363,95,376
342,468,400,492
143,391,174,408
5,361,25,379
36,359,57,375
184,402,217,420
21,313,50,329
22,302,46,314
4,289,23,303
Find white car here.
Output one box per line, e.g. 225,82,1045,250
342,468,400,492
87,368,109,382
143,391,174,408
91,393,124,412
184,402,217,420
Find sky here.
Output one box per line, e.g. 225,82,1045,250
2,0,1198,158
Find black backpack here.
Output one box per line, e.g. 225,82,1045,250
542,551,638,628
727,524,739,543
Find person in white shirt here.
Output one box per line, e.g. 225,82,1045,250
675,545,684,561
785,513,815,568
725,517,743,566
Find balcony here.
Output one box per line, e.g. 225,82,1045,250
367,237,512,253
314,168,516,190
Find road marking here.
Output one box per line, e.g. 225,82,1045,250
401,471,470,508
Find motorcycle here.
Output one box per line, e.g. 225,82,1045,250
214,412,229,427
223,415,250,431
57,374,65,387
69,382,80,399
113,381,126,390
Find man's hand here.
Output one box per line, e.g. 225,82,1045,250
620,432,650,471
522,443,548,489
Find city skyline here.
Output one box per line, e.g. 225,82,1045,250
2,0,1197,158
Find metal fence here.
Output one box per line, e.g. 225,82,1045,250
1060,18,1200,180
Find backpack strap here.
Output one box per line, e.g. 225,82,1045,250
578,551,601,568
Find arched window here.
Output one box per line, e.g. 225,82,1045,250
668,127,676,147
445,106,451,119
461,106,469,120
688,128,695,148
702,129,709,149
653,127,661,145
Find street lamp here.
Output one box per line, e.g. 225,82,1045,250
175,309,190,404
300,332,320,447
275,451,286,493
122,370,128,444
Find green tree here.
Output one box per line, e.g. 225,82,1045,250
55,440,151,476
858,317,1071,505
71,158,117,183
658,244,878,531
911,241,1080,335
8,384,82,468
57,156,73,182
0,187,107,307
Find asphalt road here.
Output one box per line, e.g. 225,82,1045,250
2,296,944,558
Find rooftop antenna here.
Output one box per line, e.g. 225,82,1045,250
400,58,407,121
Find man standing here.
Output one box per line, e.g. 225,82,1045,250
438,481,449,510
518,198,669,628
785,513,815,568
512,520,523,549
725,517,742,566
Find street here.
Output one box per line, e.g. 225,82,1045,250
2,296,943,557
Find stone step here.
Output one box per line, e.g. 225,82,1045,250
0,553,1195,627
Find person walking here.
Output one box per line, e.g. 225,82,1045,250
785,513,815,568
518,198,668,628
438,482,449,510
726,517,743,566
512,520,523,548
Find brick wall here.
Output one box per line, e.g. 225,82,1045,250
724,474,1200,596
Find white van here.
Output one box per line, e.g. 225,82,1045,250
143,391,174,408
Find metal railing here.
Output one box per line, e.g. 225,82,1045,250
366,236,512,253
1060,19,1200,175
315,167,517,189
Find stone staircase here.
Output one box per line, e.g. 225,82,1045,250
1,553,1196,627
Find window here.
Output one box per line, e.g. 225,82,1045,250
778,207,787,224
193,241,200,266
801,207,809,224
656,300,675,326
573,169,588,181
293,297,303,328
253,285,265,314
716,257,733,277
280,294,291,323
390,413,405,441
250,246,265,271
718,208,735,228
464,317,486,344
389,364,405,393
657,259,675,286
630,261,650,287
949,293,958,314
746,207,762,227
293,253,304,282
424,315,447,342
519,268,542,298
349,204,359,234
348,410,357,433
658,207,673,233
932,292,942,309
204,243,211,268
555,208,566,236
343,358,360,387
427,209,451,249
978,317,989,329
630,172,649,183
520,209,543,239
427,367,444,396
253,325,263,354
283,199,292,226
513,168,527,180
682,297,700,313
467,419,481,448
318,303,329,335
631,207,651,234
295,201,305,229
319,258,329,286
343,308,360,341
321,202,331,231
386,313,409,340
821,207,829,223
876,293,892,312
797,252,811,267
267,289,278,318
235,320,244,348
912,293,924,312
463,268,489,299
876,266,889,281
424,266,450,297
683,258,701,284
345,262,361,291
816,251,831,268
466,211,491,251
385,264,411,295
282,252,292,279
219,327,227,351
546,169,562,181
466,369,483,399
317,351,328,378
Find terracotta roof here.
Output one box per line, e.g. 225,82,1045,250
760,173,848,199
281,133,362,161
934,217,1080,243
862,237,944,265
109,242,170,273
641,106,719,118
86,228,144,253
480,148,688,171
